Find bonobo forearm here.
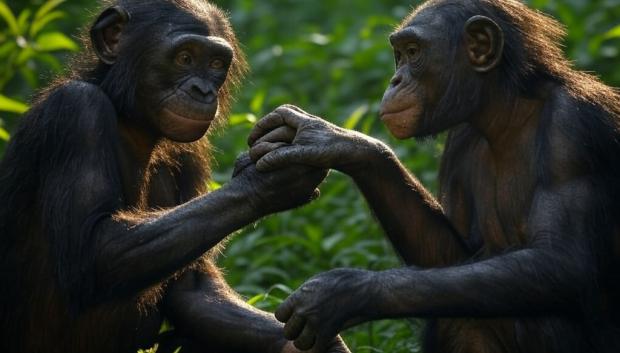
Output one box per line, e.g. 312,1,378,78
373,248,590,318
348,148,469,267
95,181,263,294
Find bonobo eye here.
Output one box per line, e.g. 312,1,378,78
175,51,193,66
406,43,420,57
210,59,225,69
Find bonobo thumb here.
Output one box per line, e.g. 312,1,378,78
256,146,304,172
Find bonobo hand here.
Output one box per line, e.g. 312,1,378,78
248,105,389,175
230,152,328,216
280,335,351,353
275,268,379,352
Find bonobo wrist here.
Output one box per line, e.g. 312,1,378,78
339,133,394,176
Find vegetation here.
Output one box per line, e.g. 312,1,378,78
1,0,619,351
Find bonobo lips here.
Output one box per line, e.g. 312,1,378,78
163,91,218,122
379,105,420,122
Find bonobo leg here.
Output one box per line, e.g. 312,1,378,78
162,266,289,353
162,265,351,353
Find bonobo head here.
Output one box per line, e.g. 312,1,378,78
88,0,247,142
380,0,509,139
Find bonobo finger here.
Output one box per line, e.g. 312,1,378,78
283,313,306,340
274,106,312,128
249,142,288,163
294,323,317,351
232,152,253,177
275,297,296,323
256,146,306,172
247,112,285,146
255,125,297,145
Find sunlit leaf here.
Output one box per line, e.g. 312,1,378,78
343,104,369,130
228,113,257,126
604,24,620,40
0,126,10,141
35,31,78,52
0,94,28,114
0,2,19,35
30,10,65,37
16,9,31,35
34,0,65,21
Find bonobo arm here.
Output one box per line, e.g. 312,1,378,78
273,178,600,351
163,269,351,353
248,105,470,267
37,83,326,302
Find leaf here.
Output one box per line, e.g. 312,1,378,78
604,25,620,40
0,2,19,35
343,104,369,130
17,9,31,35
30,10,65,37
35,31,78,52
34,0,65,21
0,94,28,114
0,126,9,141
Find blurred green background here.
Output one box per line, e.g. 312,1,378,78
1,0,619,352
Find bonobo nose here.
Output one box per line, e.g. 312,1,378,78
187,79,217,104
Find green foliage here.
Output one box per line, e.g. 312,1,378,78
0,0,78,148
0,0,618,352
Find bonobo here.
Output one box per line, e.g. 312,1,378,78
249,0,620,352
0,1,350,353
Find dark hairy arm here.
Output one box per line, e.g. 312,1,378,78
248,105,470,267
37,84,325,302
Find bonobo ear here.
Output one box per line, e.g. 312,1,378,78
90,6,130,65
464,15,504,73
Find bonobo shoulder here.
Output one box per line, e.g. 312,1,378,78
540,86,620,184
35,80,119,141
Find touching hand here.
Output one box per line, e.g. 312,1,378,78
230,152,328,215
248,105,388,174
275,268,378,352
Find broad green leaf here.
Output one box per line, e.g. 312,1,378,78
35,31,78,52
16,47,35,65
604,25,620,40
0,41,17,58
34,0,65,20
30,10,64,37
0,94,28,114
343,104,368,130
173,347,182,353
228,113,257,126
0,126,9,141
16,9,31,35
0,2,19,35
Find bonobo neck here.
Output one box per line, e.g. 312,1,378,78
118,120,159,167
469,85,550,154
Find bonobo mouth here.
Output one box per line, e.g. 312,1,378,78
379,105,420,121
162,91,218,123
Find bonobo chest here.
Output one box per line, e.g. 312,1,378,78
441,132,538,254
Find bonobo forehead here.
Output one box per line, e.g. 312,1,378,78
390,9,446,45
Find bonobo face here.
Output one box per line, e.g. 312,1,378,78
380,11,448,139
140,31,233,142
90,5,237,143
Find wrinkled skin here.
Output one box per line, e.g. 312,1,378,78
248,1,620,352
